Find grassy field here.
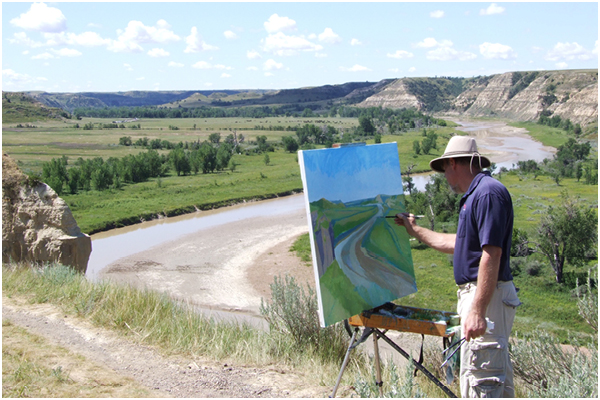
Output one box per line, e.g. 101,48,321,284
3,115,597,342
3,116,457,233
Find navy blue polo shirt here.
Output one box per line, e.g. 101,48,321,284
453,171,514,285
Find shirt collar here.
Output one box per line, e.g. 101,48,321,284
462,171,491,199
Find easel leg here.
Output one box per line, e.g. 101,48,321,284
373,332,383,397
330,328,359,398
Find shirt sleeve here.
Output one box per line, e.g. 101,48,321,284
474,193,509,248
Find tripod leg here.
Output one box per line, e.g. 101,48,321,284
330,327,359,398
373,333,383,397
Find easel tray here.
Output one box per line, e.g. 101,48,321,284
347,303,459,337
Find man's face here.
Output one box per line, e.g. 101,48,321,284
443,159,462,194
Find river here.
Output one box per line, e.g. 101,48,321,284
86,119,556,309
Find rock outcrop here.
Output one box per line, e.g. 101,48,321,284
2,154,91,273
358,69,598,126
357,79,422,109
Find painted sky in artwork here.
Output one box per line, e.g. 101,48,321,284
301,143,404,203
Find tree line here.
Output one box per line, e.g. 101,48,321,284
41,141,236,196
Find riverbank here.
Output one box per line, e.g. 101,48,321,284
91,119,559,319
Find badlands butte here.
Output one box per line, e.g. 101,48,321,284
24,69,598,127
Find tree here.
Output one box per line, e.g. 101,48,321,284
358,116,375,135
534,192,598,284
282,136,299,153
208,132,221,144
413,140,421,155
264,153,270,166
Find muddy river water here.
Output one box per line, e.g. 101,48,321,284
86,119,555,316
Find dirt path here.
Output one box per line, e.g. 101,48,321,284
2,294,333,398
2,202,340,398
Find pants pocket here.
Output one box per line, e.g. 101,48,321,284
466,342,507,398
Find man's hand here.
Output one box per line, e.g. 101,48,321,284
394,213,419,237
463,311,487,341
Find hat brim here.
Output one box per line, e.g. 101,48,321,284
429,154,491,173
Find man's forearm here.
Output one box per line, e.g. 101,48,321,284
411,226,456,254
463,245,502,340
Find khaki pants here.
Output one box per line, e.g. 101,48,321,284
457,281,521,398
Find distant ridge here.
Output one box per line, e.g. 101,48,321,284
7,68,597,127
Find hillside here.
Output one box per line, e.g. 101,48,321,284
358,70,598,126
6,69,598,127
2,92,71,123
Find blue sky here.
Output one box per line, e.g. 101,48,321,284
2,2,598,93
301,143,404,203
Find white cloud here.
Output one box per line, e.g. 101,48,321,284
315,52,327,58
2,69,47,87
247,50,261,59
408,67,417,72
350,38,362,46
430,10,445,18
136,77,145,81
247,66,259,71
480,3,505,16
556,62,569,69
108,20,180,53
414,37,453,48
53,48,82,57
593,40,599,55
224,30,238,39
221,73,231,78
8,32,44,48
264,14,297,33
22,50,30,55
264,59,284,71
427,46,477,61
47,32,110,47
32,52,54,60
87,22,102,29
545,42,595,61
192,61,232,70
10,2,67,33
168,61,184,67
340,64,372,72
214,64,233,70
261,32,323,56
193,61,212,69
479,42,516,59
387,50,414,59
389,68,400,73
265,72,274,77
184,27,218,53
318,28,341,44
124,63,133,71
148,48,170,57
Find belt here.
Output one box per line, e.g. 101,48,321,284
458,280,511,290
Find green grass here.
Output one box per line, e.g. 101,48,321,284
1,262,370,396
508,121,572,149
3,117,464,234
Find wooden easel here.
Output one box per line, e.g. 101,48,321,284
330,304,459,398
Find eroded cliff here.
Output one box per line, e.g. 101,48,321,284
2,154,91,272
359,69,598,126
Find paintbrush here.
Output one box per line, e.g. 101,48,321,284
384,215,425,219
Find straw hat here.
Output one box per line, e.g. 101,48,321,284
429,136,491,173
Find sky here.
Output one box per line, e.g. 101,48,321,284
2,1,598,93
301,143,404,203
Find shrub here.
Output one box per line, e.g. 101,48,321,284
354,359,425,398
259,274,347,362
510,268,598,397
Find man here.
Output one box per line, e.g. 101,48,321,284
395,136,521,398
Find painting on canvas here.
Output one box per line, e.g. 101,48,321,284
298,143,417,327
